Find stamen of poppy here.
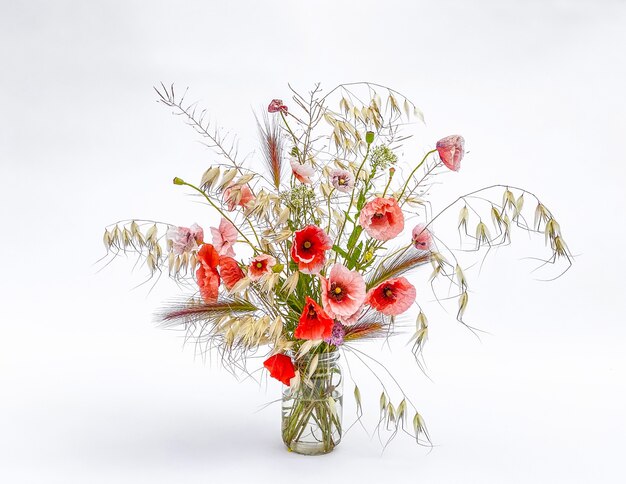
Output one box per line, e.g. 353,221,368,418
373,212,384,219
303,241,312,249
334,287,342,294
384,288,394,298
256,262,263,269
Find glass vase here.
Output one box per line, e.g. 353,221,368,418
281,350,343,455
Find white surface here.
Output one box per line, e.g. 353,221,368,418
1,1,625,482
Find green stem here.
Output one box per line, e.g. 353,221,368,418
179,180,260,251
326,188,336,234
333,144,371,262
382,170,394,198
280,111,303,164
397,149,437,202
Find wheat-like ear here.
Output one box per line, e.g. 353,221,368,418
366,248,431,290
257,111,284,191
343,312,392,342
158,297,258,327
344,321,385,341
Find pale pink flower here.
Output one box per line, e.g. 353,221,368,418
223,184,256,211
268,99,288,114
358,197,404,241
411,224,432,251
341,306,363,326
166,223,204,255
320,264,366,321
290,160,315,184
329,169,354,193
248,254,276,281
210,218,238,257
436,135,465,171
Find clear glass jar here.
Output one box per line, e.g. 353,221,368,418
281,350,343,455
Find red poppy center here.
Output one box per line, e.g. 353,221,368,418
384,286,395,299
303,241,312,249
373,212,384,219
256,262,263,269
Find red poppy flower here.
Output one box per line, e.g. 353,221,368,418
366,277,416,316
218,256,245,290
290,225,333,274
197,244,220,302
436,135,465,171
248,254,276,281
268,99,288,114
294,296,334,340
263,354,296,386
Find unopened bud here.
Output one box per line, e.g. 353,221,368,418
365,131,375,145
173,177,185,185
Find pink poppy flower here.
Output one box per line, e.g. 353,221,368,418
358,197,404,241
330,169,354,193
366,277,416,316
268,99,288,114
248,254,276,281
210,218,238,257
340,306,363,326
320,264,366,321
436,135,465,171
290,160,315,184
223,184,256,211
290,225,333,275
412,224,432,251
166,223,204,255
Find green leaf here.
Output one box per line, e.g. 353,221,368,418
347,225,363,249
332,245,349,259
349,241,364,269
356,190,367,210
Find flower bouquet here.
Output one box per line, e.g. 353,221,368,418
103,82,572,455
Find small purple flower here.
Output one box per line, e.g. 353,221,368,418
324,321,345,347
330,169,354,193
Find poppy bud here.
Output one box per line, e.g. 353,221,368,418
365,131,375,145
173,177,185,185
436,135,465,171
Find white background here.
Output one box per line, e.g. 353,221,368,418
1,1,625,483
